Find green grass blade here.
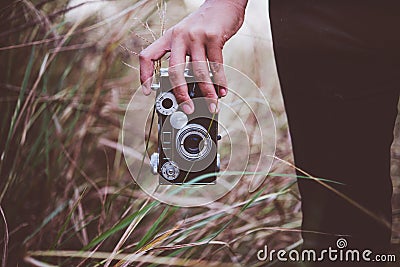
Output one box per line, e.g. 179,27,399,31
135,205,172,250
0,46,36,203
83,200,159,250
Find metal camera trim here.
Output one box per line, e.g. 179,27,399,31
176,124,212,161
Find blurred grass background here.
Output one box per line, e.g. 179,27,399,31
0,0,399,266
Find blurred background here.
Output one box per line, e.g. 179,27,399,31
0,0,399,266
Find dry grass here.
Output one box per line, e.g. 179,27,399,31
0,1,398,267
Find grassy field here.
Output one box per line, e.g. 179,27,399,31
0,1,399,266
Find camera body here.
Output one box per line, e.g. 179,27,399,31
150,68,219,185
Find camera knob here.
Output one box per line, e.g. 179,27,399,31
150,153,159,175
161,161,180,181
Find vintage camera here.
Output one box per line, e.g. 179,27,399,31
149,68,220,185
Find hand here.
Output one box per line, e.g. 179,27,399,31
139,0,247,114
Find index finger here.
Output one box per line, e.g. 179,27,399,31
139,37,170,95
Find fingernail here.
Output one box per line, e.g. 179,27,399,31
209,102,219,113
219,88,227,97
182,103,194,114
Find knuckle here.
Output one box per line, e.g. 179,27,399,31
203,89,217,99
194,69,209,81
210,62,223,73
173,89,189,102
139,50,149,61
170,25,185,38
168,68,181,80
205,30,219,41
188,29,197,41
187,29,220,42
188,28,204,41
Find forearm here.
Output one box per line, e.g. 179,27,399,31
205,0,248,9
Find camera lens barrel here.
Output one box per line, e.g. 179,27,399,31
176,124,212,161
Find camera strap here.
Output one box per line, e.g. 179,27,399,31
136,103,157,183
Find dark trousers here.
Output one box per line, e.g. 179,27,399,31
270,1,399,265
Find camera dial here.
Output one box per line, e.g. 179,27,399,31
155,92,178,115
161,161,180,181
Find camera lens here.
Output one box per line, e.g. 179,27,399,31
162,98,173,109
183,134,203,154
176,124,213,161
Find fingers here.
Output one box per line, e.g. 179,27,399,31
140,26,227,116
169,39,194,114
206,45,227,97
190,46,219,113
139,36,169,95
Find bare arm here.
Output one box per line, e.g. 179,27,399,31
139,0,248,114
